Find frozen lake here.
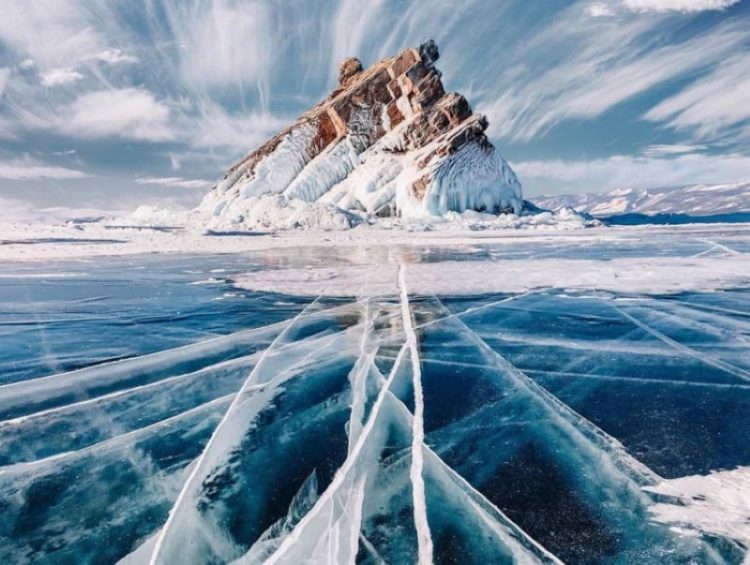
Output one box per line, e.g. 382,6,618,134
1,225,749,563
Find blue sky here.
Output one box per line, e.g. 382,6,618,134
0,0,749,211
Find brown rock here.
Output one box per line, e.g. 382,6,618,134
313,110,340,152
415,72,445,108
388,48,420,78
338,57,363,86
386,102,405,129
214,39,503,208
411,174,432,200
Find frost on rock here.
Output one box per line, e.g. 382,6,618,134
195,40,525,227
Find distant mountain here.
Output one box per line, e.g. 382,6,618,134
532,182,750,217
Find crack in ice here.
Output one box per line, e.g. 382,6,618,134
384,388,563,564
0,393,235,477
148,297,330,564
431,297,661,484
613,303,750,383
398,263,434,565
260,343,409,564
382,356,750,390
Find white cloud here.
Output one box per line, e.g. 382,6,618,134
330,0,388,80
586,2,616,16
515,152,750,194
88,49,138,65
0,158,90,180
642,143,707,156
482,17,750,143
189,103,288,151
644,54,750,142
0,118,17,140
0,67,9,98
161,0,272,94
56,88,174,142
135,176,212,189
41,67,84,87
623,0,740,12
0,0,106,70
169,154,182,171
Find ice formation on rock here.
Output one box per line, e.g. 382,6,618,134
197,40,523,227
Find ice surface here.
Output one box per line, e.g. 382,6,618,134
1,228,749,563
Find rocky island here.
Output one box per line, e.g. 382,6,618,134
198,40,523,226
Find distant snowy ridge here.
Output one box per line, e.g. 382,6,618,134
533,181,750,217
196,40,524,230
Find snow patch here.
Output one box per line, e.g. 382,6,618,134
644,466,750,550
231,254,750,297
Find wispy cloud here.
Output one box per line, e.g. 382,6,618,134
481,15,750,143
623,0,740,12
587,0,740,16
40,67,84,87
330,0,389,81
55,88,174,141
88,49,138,65
0,67,9,98
642,143,707,156
187,102,289,151
0,0,749,206
135,176,212,189
0,158,90,180
0,0,106,70
158,0,273,100
586,2,616,16
644,54,750,143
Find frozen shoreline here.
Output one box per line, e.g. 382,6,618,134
2,217,750,259
2,218,597,262
2,219,750,297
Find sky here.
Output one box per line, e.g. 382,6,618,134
0,0,749,212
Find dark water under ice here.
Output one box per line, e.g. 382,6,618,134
0,244,748,564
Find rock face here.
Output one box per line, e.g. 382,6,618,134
199,40,522,224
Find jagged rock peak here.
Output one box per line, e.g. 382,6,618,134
199,40,522,226
338,57,363,86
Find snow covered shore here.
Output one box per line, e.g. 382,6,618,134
2,215,750,298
